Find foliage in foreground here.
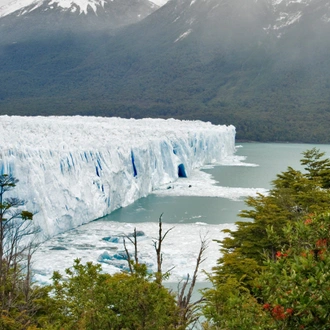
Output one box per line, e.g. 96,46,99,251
38,260,182,330
0,174,44,330
203,148,330,329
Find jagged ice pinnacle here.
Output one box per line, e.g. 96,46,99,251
0,116,235,239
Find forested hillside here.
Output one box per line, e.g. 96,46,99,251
1,0,330,142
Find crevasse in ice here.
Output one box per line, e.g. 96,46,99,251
0,116,235,238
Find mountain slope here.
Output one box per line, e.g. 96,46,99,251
0,0,158,43
0,0,330,142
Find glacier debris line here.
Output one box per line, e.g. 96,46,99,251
0,116,236,238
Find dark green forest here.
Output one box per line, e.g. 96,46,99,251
1,0,330,143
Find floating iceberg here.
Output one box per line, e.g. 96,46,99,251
32,220,237,284
0,116,235,238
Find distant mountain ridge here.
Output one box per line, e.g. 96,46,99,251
0,0,330,143
0,0,158,18
0,0,158,43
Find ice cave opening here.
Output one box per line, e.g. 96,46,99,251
178,164,187,178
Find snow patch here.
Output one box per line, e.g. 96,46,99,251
0,0,42,17
48,0,105,14
174,29,192,42
0,0,112,17
273,11,302,29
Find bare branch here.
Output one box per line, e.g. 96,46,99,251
133,228,138,264
177,274,190,307
125,235,135,245
123,228,140,274
0,174,41,317
176,235,209,327
153,213,174,284
123,238,133,274
185,236,208,305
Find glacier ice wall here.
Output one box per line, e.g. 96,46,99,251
0,116,235,238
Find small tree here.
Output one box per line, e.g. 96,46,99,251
44,259,181,330
203,149,330,329
123,214,207,329
259,213,330,329
213,149,330,288
0,174,39,328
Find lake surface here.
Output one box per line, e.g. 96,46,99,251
33,142,330,284
101,142,330,225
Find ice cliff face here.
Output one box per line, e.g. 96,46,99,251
0,116,235,239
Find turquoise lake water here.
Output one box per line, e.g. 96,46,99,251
102,142,330,225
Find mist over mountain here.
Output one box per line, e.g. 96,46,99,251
0,0,330,142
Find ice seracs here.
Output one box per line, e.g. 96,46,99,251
0,116,236,239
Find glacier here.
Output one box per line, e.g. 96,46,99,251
0,116,236,239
